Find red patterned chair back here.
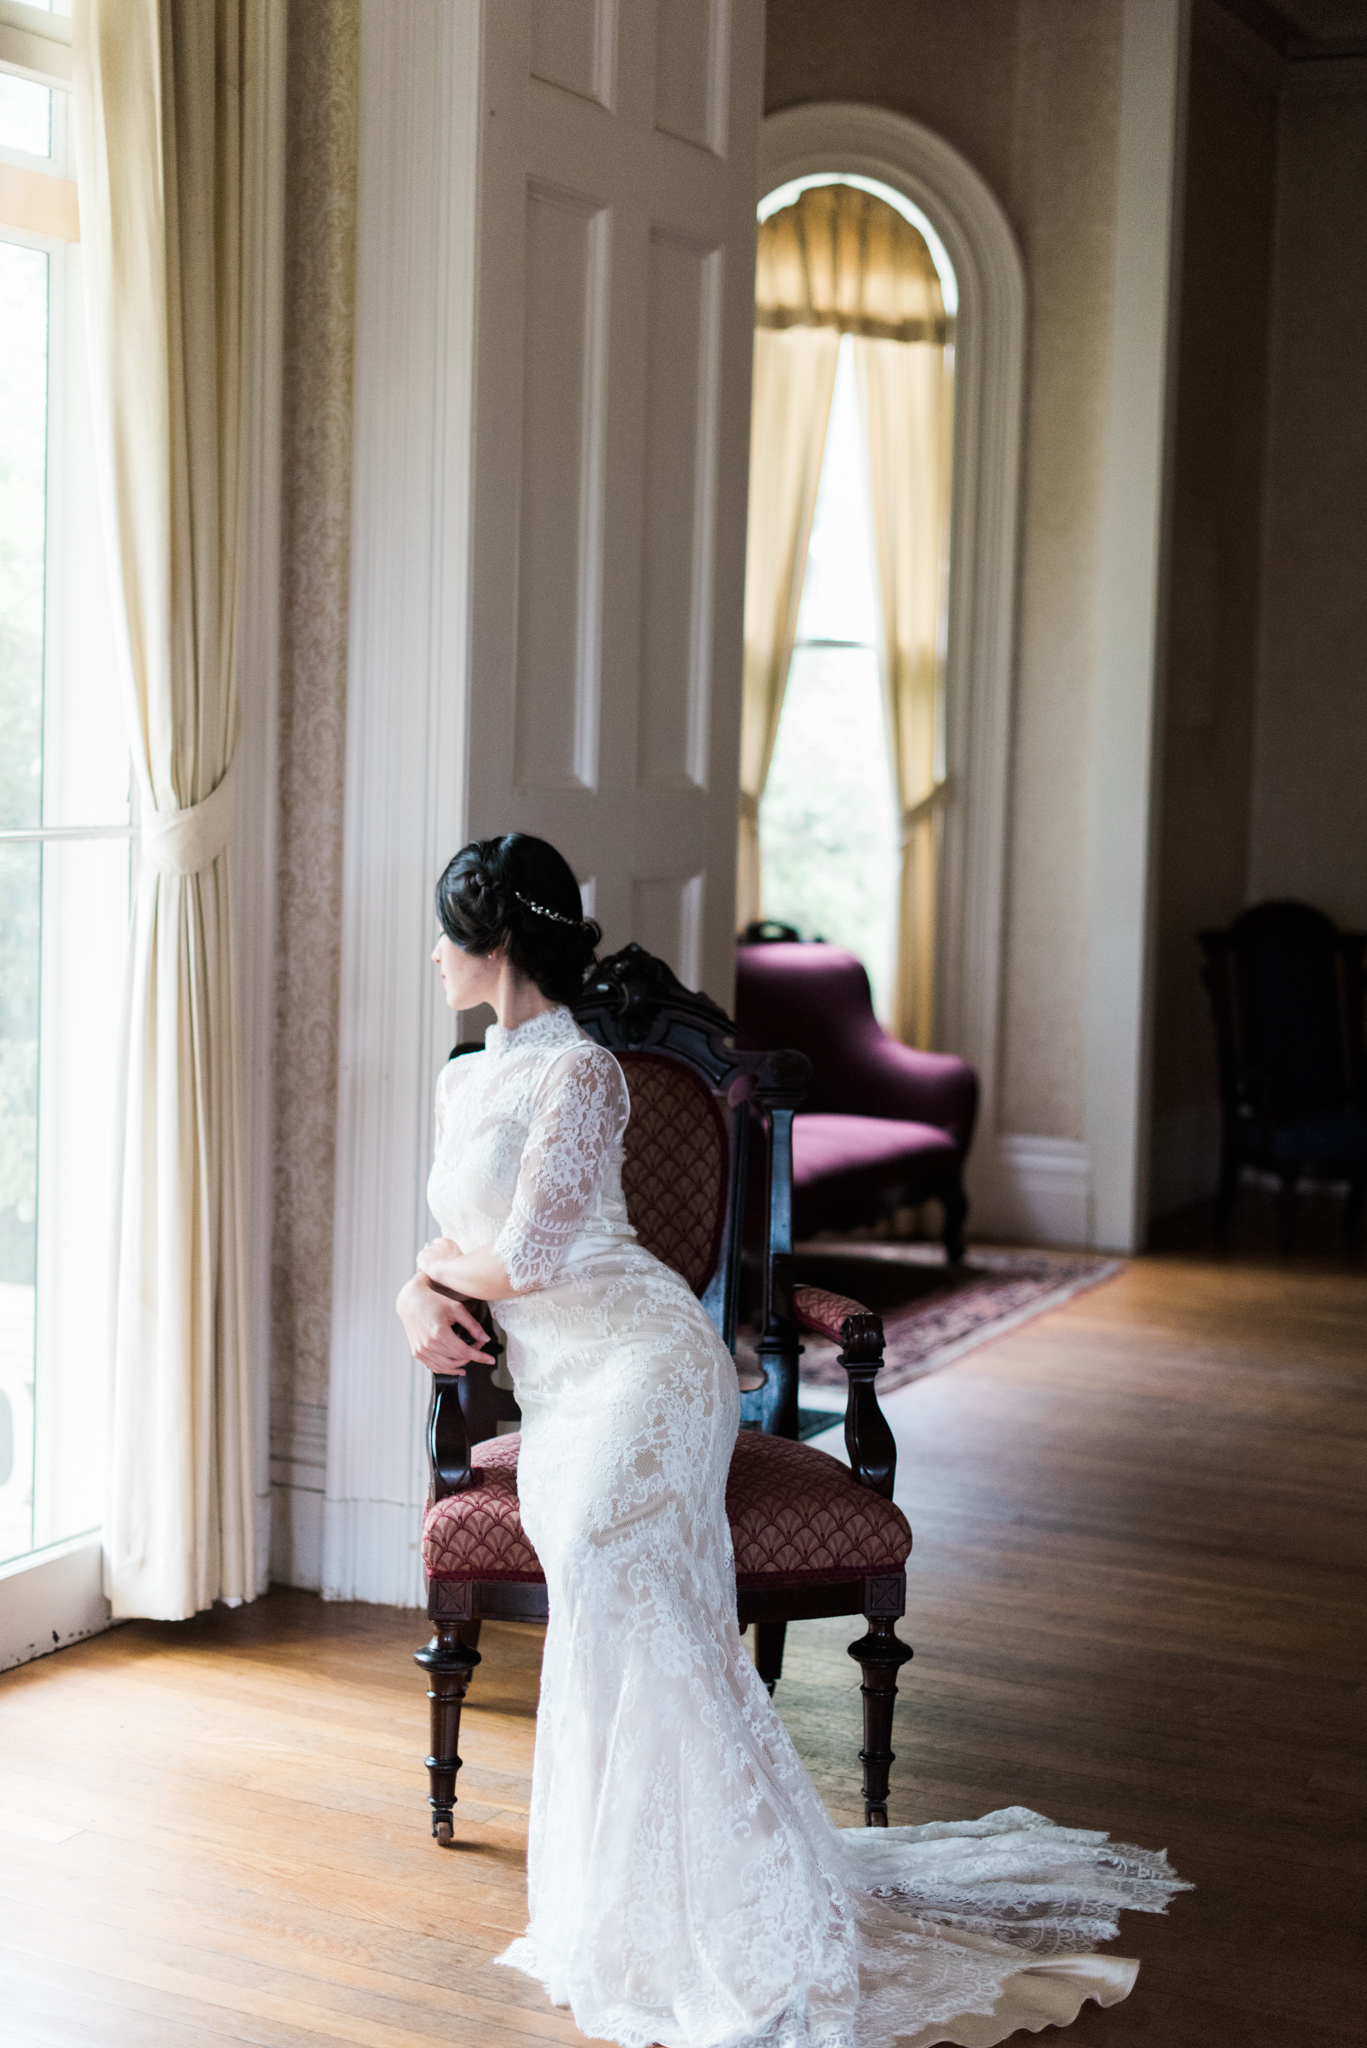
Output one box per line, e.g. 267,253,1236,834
616,1052,728,1297
573,944,809,1398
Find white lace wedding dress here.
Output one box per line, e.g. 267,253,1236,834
427,1005,1186,2048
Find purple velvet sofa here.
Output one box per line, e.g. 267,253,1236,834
734,941,978,1260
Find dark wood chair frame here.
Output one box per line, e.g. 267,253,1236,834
1199,905,1367,1253
416,944,912,1845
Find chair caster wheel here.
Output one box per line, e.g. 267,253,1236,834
435,1819,454,1846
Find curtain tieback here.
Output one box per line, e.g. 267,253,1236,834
900,777,952,845
141,757,238,876
737,790,761,824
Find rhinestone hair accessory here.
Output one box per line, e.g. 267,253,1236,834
515,889,583,928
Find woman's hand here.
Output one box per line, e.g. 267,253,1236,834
416,1235,464,1285
395,1271,494,1377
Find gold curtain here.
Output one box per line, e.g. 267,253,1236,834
73,0,258,1618
737,326,840,932
854,337,955,1047
756,181,951,344
741,183,953,1022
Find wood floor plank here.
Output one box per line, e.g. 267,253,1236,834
1,1251,1362,2045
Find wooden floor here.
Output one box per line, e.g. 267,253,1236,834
1,1250,1363,2046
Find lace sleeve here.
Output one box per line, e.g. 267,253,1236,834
493,1045,629,1292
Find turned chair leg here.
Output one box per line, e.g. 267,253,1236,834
847,1617,913,1826
414,1622,481,1845
753,1620,787,1695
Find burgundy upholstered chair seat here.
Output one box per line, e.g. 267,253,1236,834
423,1429,911,1591
424,1437,541,1583
725,1429,911,1586
794,1112,959,1209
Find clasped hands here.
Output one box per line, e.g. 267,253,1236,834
396,1236,494,1377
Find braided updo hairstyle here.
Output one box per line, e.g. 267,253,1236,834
435,834,601,1005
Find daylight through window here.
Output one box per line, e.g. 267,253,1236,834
1,35,128,1568
759,341,901,1019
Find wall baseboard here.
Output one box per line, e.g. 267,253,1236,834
269,1399,327,1592
0,1535,113,1673
971,1135,1095,1247
1149,1100,1221,1218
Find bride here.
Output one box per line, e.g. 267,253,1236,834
396,833,1186,2048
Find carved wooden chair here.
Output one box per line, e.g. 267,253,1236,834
1200,900,1367,1250
415,944,913,1847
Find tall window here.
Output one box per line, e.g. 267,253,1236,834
759,342,900,1018
741,177,956,1044
0,26,127,1568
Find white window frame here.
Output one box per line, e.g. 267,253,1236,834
0,0,120,1667
0,0,287,1665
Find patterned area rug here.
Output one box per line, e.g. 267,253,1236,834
735,1243,1122,1437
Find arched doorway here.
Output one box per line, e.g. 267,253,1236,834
743,107,1025,1162
741,174,956,1046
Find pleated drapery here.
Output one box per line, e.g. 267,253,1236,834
737,326,839,933
73,0,256,1619
740,182,954,1042
755,181,951,345
855,336,955,1048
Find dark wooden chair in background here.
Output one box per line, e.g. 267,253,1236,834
415,944,913,1846
1200,900,1367,1252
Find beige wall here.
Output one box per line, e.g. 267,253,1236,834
1249,78,1367,928
265,2,1136,1570
1149,25,1367,1213
766,0,1125,1140
272,7,1367,1451
272,0,359,1442
1150,15,1278,1139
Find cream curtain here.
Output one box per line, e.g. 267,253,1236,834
737,326,839,931
854,337,955,1048
74,0,256,1619
741,183,954,1020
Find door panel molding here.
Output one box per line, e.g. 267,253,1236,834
514,181,610,793
639,230,723,792
469,0,761,1001
530,0,617,109
653,0,731,158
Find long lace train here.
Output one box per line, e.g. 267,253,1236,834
428,1006,1188,2048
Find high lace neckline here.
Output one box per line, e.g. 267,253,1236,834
484,1003,582,1060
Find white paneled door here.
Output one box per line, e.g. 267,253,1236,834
324,1,762,1604
469,0,762,1002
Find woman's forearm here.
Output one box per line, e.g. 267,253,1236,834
420,1244,517,1302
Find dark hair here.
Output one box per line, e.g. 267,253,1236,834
435,834,601,1005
